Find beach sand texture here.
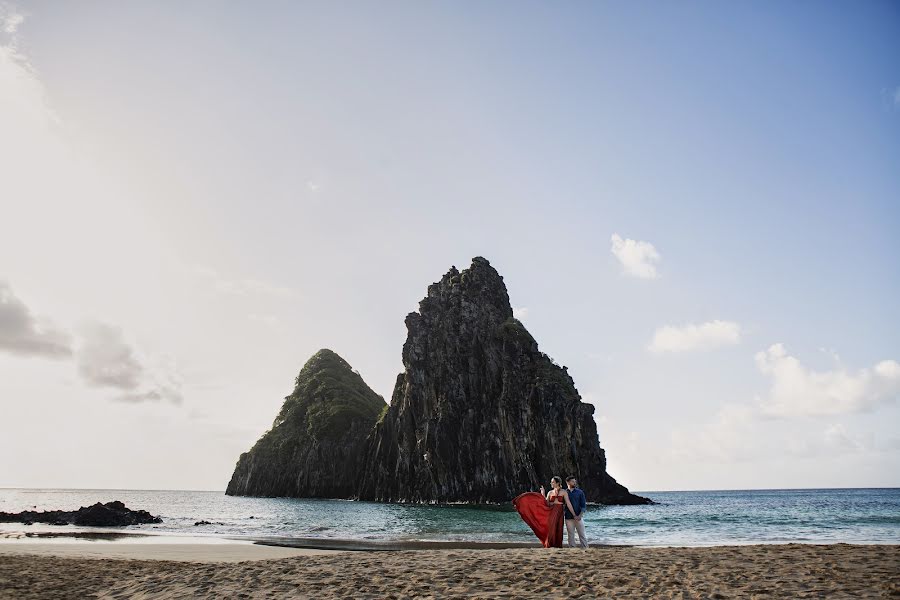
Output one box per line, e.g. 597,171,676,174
1,543,898,599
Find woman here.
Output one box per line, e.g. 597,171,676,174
512,476,577,548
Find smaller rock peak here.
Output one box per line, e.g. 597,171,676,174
309,348,344,363
298,349,354,379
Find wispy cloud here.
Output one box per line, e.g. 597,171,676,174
755,343,900,417
672,408,885,465
192,265,299,299
0,23,184,407
248,313,280,327
0,3,24,36
648,320,741,353
671,403,757,462
76,322,144,389
610,233,660,279
0,281,72,358
0,279,183,404
76,321,183,404
822,423,865,452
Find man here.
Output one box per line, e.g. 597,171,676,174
564,476,588,549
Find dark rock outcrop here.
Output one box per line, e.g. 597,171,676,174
358,257,650,505
226,349,387,498
226,258,650,505
0,501,162,526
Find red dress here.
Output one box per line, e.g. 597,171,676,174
512,491,565,548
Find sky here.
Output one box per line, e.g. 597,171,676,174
1,1,898,492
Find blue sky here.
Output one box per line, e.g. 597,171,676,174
1,1,898,491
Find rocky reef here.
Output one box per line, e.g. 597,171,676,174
0,501,162,527
227,258,650,505
226,349,387,498
359,257,649,505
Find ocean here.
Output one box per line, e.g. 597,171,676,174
1,488,898,547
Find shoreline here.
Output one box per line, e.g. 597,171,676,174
3,529,898,552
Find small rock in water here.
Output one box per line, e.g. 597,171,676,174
194,520,212,526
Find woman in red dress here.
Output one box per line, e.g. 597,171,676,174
512,476,577,548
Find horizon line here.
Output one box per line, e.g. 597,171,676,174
1,486,898,495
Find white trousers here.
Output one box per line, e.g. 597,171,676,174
565,518,588,548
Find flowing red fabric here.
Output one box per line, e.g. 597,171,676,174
512,492,564,548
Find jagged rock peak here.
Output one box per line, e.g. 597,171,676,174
360,257,651,505
417,256,513,324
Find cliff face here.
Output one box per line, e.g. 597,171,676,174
225,349,386,498
359,257,649,504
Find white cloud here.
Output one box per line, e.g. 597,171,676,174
648,320,741,353
755,343,900,417
512,306,529,320
0,281,72,358
610,233,660,279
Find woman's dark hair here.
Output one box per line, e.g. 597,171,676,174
551,476,562,486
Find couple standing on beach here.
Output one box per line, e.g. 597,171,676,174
513,476,588,549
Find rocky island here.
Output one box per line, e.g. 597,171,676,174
228,257,650,505
0,501,162,527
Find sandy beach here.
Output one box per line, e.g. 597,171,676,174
1,542,897,599
0,541,340,563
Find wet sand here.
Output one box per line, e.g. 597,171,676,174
1,542,897,599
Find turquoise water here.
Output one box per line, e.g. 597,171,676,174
1,488,898,546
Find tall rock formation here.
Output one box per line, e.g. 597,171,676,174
226,349,386,498
359,257,649,504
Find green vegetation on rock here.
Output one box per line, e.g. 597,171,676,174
274,349,385,441
226,349,386,498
